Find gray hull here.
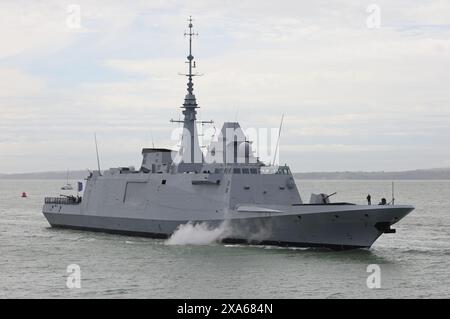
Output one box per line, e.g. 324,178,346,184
42,168,414,250
43,204,413,250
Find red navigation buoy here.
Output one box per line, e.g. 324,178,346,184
21,192,27,198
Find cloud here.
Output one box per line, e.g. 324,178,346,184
0,68,46,97
1,0,450,173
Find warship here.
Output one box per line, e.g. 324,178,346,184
43,18,414,250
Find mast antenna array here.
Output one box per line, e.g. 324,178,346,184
94,133,101,174
272,114,285,166
178,16,202,81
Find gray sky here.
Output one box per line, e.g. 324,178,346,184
1,0,450,173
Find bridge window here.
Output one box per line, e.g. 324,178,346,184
242,168,249,174
233,168,241,174
161,180,166,185
276,167,291,175
250,168,258,174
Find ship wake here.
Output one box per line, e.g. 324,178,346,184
165,221,231,245
165,218,274,246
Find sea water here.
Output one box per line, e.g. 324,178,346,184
0,179,449,298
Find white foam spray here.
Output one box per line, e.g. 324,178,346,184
165,221,231,245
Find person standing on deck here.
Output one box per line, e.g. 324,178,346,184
367,194,372,205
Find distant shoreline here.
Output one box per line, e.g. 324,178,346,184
0,170,91,180
1,168,450,180
294,168,450,180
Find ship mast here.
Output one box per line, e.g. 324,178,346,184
182,16,200,165
172,17,211,171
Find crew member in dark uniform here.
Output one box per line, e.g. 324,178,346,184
367,194,371,205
